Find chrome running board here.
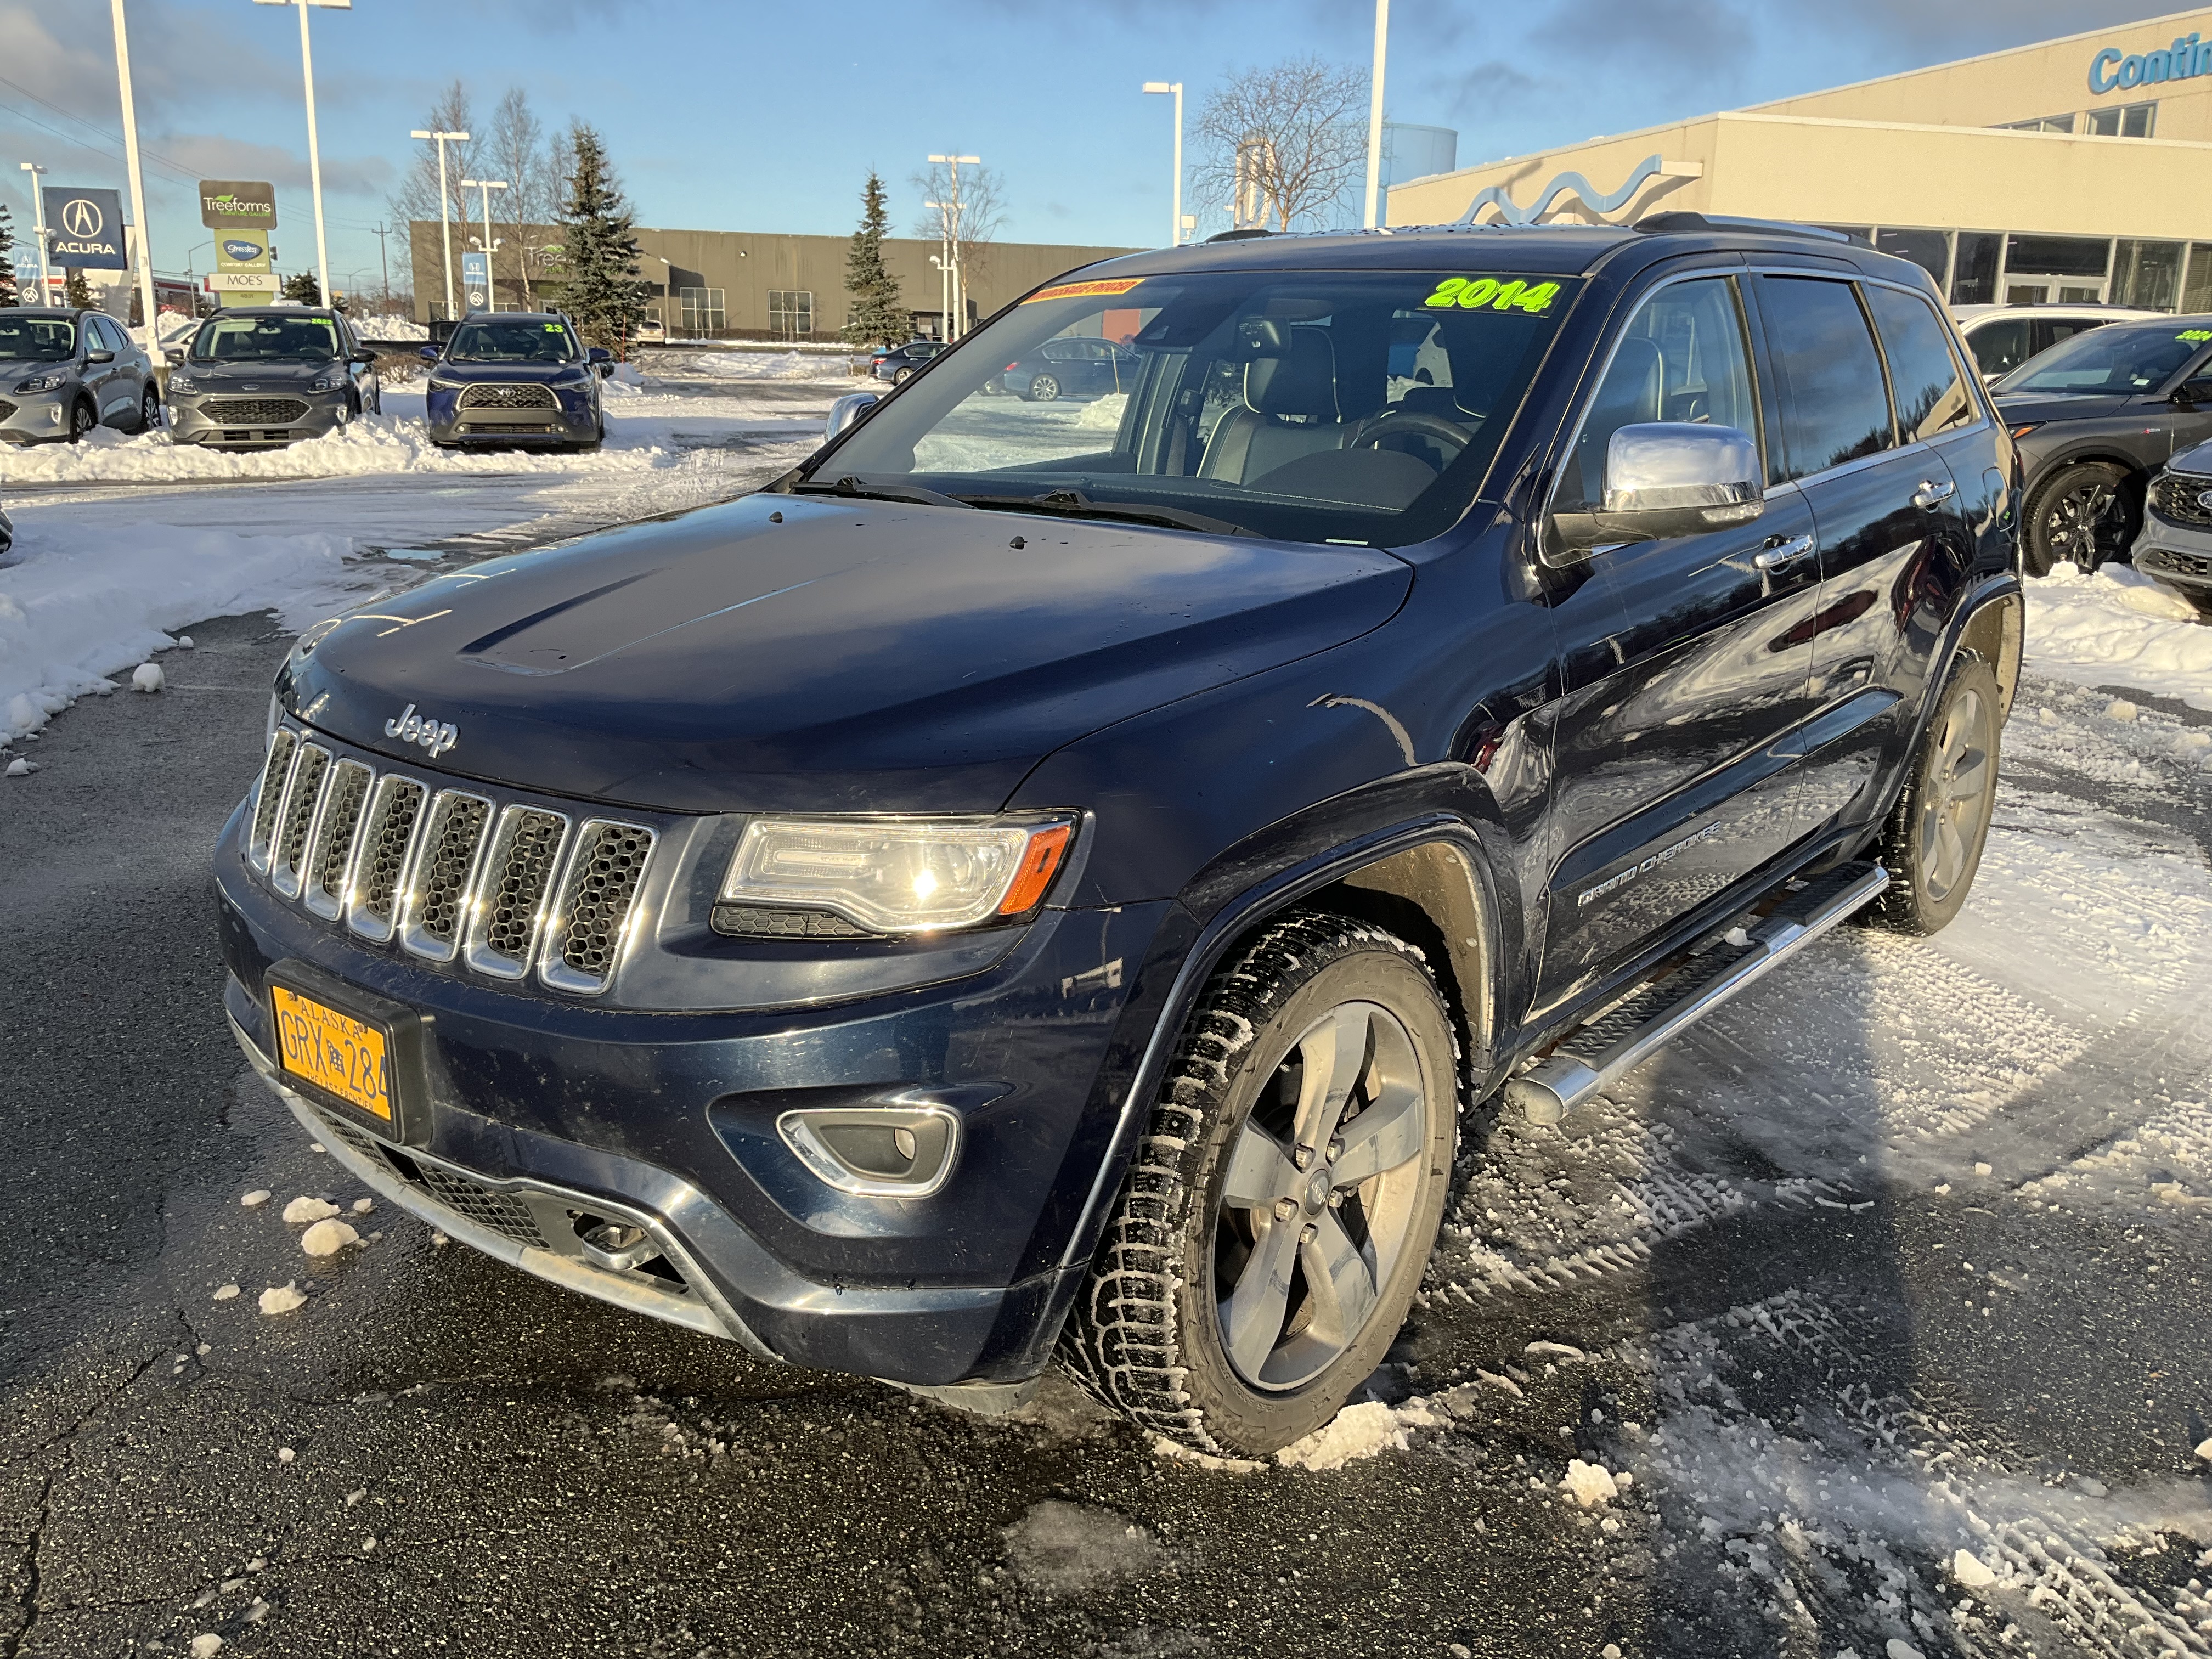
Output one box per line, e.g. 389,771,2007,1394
1506,861,1889,1126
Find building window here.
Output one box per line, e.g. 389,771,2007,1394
1951,232,2001,306
2113,240,2184,310
2182,245,2212,314
2087,101,2157,137
679,286,725,335
1874,228,1952,289
769,290,814,336
2004,235,2111,281
1995,113,2075,133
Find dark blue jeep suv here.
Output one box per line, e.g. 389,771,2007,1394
216,217,2022,1457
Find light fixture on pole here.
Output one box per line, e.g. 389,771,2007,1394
107,1,162,341
410,128,470,321
254,0,348,306
460,178,507,306
1142,83,1184,247
927,250,949,343
927,154,979,340
1362,0,1390,230
19,163,51,302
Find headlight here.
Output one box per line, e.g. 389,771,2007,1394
310,370,346,392
428,375,461,392
14,372,67,394
168,373,198,393
719,816,1074,933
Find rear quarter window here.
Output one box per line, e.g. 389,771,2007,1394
1865,286,1974,442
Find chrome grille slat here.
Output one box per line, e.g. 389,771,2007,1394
398,791,493,961
347,775,428,941
541,820,656,996
269,745,332,899
303,760,373,919
462,806,571,979
247,728,299,871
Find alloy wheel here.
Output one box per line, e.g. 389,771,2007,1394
2042,482,2121,568
1212,999,1431,1391
1030,374,1060,402
1917,685,1993,904
140,387,161,431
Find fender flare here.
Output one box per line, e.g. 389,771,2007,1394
1869,573,2023,832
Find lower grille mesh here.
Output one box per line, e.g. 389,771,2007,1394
416,1168,551,1250
2151,473,2212,528
200,397,309,424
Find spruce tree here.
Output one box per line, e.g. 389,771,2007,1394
554,123,649,356
840,171,906,347
0,206,18,306
64,268,93,309
282,270,323,304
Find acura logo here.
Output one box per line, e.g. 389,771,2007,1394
384,703,459,757
60,198,103,238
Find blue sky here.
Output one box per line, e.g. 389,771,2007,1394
0,0,2189,298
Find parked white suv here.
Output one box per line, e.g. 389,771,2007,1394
1952,303,2161,382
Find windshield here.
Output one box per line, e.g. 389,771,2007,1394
1999,324,2205,394
0,317,76,362
808,268,1579,545
192,315,340,362
447,319,579,363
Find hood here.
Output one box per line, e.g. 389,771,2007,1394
430,360,584,381
0,359,77,380
182,359,335,384
284,493,1412,815
1991,390,2133,424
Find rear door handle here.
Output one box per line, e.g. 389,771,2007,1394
1753,533,1816,573
1913,478,1956,509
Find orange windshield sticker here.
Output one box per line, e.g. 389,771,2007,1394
1023,278,1146,305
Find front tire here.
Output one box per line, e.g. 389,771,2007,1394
1025,373,1061,403
66,399,95,443
136,385,161,433
893,366,915,385
1862,655,2001,936
2024,461,2134,575
1060,914,1457,1458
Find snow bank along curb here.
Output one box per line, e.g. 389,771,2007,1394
2024,562,2212,710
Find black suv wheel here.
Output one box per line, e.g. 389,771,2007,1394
1862,655,2001,935
1061,914,1457,1458
2024,460,2134,575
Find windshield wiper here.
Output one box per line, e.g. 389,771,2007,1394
790,476,975,510
957,489,1257,538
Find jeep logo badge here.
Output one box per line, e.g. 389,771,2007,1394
384,703,458,757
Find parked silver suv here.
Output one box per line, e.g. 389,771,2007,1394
0,307,160,443
166,308,382,449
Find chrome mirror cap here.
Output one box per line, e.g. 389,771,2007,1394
825,392,881,440
1602,422,1763,518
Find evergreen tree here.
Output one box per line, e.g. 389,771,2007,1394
553,123,648,356
64,268,93,309
282,270,323,304
0,206,18,307
840,171,906,348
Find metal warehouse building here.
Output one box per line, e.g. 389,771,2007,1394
1386,6,2212,313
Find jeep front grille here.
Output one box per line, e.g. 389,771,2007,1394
398,791,493,961
248,726,653,994
544,821,656,995
199,397,309,425
2150,472,2212,529
459,383,559,410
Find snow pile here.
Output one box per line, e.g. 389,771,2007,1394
2025,562,2212,709
131,662,163,693
257,1284,306,1316
1076,392,1128,431
1560,1458,1622,1508
280,1195,340,1224
355,315,430,341
1274,1395,1446,1471
0,521,357,742
300,1218,359,1256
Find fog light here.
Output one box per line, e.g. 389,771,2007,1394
777,1103,962,1198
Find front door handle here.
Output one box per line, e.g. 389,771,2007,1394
1753,533,1816,573
1913,478,1957,510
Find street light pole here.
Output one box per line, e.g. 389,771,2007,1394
460,178,507,307
108,0,162,340
927,154,979,340
254,0,348,304
410,128,470,321
1363,0,1390,230
19,163,50,302
1142,83,1183,247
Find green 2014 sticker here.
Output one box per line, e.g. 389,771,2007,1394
2179,329,2212,342
1425,276,1561,314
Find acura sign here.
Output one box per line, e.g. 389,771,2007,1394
42,187,128,269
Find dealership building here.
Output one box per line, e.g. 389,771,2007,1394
1386,7,2212,313
408,224,1137,340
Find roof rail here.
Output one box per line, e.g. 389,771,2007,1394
1633,211,1850,245
1205,228,1277,243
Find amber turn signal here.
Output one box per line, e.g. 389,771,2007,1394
997,824,1073,916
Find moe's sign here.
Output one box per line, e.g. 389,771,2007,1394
2090,31,2209,94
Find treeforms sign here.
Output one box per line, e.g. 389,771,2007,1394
199,180,278,229
42,188,128,269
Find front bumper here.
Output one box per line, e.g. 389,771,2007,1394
0,386,71,443
425,383,599,444
2135,511,2212,599
168,389,351,449
213,790,1169,1387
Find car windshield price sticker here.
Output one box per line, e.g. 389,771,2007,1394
1024,277,1147,305
1425,276,1562,314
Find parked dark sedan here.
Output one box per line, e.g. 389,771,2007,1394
998,335,1139,401
870,341,945,385
1993,315,2212,572
421,312,612,449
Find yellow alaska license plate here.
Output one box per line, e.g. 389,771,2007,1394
271,985,392,1122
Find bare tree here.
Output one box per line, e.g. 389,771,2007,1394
910,160,1005,337
481,87,564,307
1192,57,1370,233
388,82,477,304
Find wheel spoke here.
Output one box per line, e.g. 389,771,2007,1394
1292,1003,1371,1150
1946,750,1989,804
1221,1216,1300,1378
1300,1211,1379,1348
1329,1080,1425,1189
1222,1121,1299,1210
1936,819,1967,885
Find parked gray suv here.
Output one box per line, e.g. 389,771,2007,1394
166,308,382,449
0,307,160,443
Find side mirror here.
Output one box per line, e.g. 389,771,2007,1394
1548,423,1764,557
2174,377,2212,405
165,348,186,366
825,392,881,439
594,362,613,378
418,345,441,363
86,348,116,365
349,348,379,366
586,346,612,364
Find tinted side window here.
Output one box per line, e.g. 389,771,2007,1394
2038,318,2103,354
1965,317,2030,379
1865,285,1972,442
1558,276,1759,511
1759,277,1894,480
